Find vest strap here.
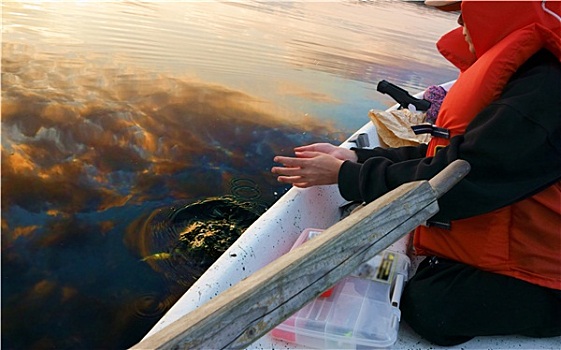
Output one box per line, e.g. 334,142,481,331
426,219,452,230
411,124,451,139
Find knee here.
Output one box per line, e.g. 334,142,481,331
401,282,473,346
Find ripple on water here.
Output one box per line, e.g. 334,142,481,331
125,195,266,287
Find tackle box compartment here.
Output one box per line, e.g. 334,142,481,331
271,228,410,349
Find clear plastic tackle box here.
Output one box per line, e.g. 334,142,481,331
271,228,410,349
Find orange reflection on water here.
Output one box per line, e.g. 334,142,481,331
31,280,57,299
6,225,40,244
61,286,79,303
3,145,36,174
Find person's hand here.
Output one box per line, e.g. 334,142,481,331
293,143,358,162
271,151,344,188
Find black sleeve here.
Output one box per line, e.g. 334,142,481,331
354,144,427,164
339,50,561,222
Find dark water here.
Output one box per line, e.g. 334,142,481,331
1,1,458,349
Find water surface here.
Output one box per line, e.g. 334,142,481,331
2,1,459,348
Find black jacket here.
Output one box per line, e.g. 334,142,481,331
338,50,561,223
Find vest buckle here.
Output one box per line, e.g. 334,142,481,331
411,124,451,139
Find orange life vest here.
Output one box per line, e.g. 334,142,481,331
413,1,561,290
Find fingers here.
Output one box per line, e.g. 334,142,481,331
272,154,319,176
294,143,334,153
273,155,306,168
272,156,312,187
271,166,303,176
293,143,356,162
271,156,306,181
294,151,321,159
293,144,319,152
276,175,310,188
272,152,341,188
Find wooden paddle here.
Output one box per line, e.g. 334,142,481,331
131,159,470,350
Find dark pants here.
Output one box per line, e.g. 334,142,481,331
401,257,561,346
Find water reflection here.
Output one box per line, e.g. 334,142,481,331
2,43,343,349
2,1,459,349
